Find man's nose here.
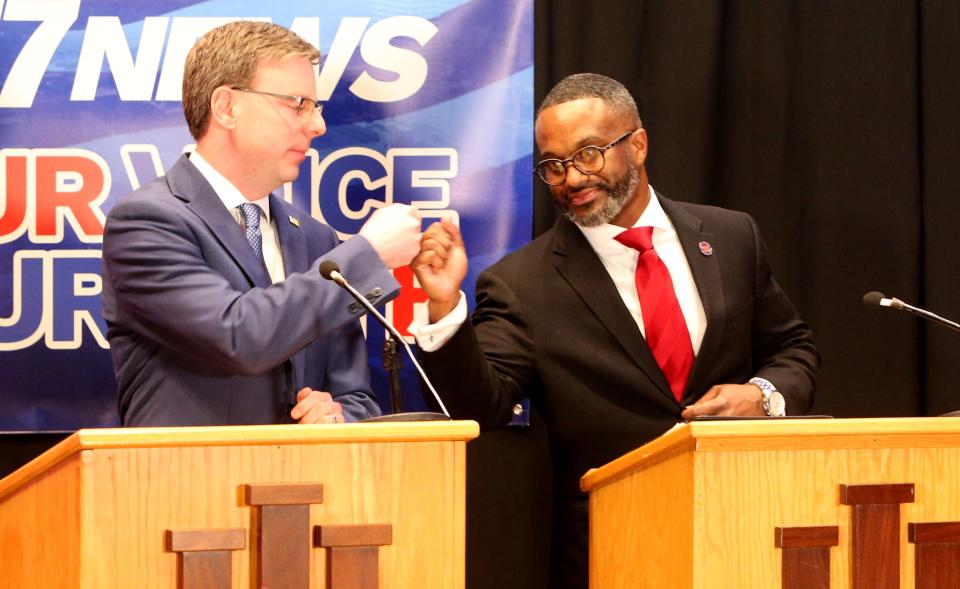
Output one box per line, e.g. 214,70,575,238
565,163,592,187
305,109,326,138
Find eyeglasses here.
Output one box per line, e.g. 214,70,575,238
230,86,324,119
534,130,636,186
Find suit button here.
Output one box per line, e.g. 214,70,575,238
369,287,384,297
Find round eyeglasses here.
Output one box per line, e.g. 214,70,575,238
230,86,324,120
534,130,636,186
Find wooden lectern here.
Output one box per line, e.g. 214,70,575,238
0,421,478,588
581,418,960,589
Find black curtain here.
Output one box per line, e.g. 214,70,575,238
471,4,960,587
535,0,960,418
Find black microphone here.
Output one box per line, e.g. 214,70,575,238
319,260,451,418
863,291,960,334
319,260,344,283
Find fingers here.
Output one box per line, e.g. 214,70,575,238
680,397,725,420
300,398,343,424
439,218,464,247
296,386,316,403
291,388,343,424
699,385,722,401
681,383,767,420
411,218,468,321
416,221,463,270
358,204,424,269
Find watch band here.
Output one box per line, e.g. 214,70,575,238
748,377,785,416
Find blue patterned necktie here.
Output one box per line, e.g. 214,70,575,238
237,203,264,263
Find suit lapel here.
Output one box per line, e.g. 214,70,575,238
166,155,272,289
659,195,726,402
271,196,309,279
271,196,308,393
552,218,675,402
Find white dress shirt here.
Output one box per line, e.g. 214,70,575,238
578,186,706,353
411,186,707,354
189,151,286,284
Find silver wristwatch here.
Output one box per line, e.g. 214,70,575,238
749,377,785,417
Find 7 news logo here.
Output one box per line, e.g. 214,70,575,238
0,0,438,108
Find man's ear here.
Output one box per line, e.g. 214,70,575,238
630,128,648,166
209,86,237,131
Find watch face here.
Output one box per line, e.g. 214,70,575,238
767,392,786,417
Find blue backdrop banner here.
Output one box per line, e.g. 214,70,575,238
0,0,533,430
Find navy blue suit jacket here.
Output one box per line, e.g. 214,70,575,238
102,155,398,426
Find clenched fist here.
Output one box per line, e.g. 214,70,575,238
359,204,422,269
412,219,468,322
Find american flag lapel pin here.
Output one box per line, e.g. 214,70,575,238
698,241,713,256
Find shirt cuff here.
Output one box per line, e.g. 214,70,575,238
409,292,467,352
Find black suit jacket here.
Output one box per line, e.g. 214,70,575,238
421,195,818,588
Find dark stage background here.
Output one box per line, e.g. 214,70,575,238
467,2,960,588
535,0,960,419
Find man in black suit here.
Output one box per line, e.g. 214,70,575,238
411,73,818,588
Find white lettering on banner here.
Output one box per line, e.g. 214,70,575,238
0,249,108,351
119,144,165,191
316,17,369,101
0,144,459,349
154,17,264,101
311,147,457,238
71,17,170,101
1,11,438,107
0,0,81,108
289,16,320,63
350,16,438,102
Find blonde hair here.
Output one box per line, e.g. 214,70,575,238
182,21,320,140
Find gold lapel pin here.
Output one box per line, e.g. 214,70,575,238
289,215,300,227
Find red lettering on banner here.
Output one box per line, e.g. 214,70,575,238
1,155,28,238
35,154,107,239
391,266,429,338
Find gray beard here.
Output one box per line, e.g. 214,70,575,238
560,162,641,227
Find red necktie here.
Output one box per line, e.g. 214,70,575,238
615,227,693,401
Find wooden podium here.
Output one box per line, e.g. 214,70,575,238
0,421,478,589
581,417,960,589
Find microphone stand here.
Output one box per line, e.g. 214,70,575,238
865,291,960,416
320,261,450,421
382,332,404,413
888,298,960,335
866,291,960,335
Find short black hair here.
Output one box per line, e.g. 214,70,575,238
537,73,641,126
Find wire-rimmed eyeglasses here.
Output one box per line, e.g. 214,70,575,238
230,86,324,119
534,130,636,186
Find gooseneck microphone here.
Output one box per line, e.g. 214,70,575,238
320,260,451,418
863,291,960,334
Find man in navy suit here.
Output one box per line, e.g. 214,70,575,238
102,21,422,427
412,74,819,588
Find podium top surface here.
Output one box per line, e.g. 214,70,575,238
0,421,479,502
580,416,960,492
